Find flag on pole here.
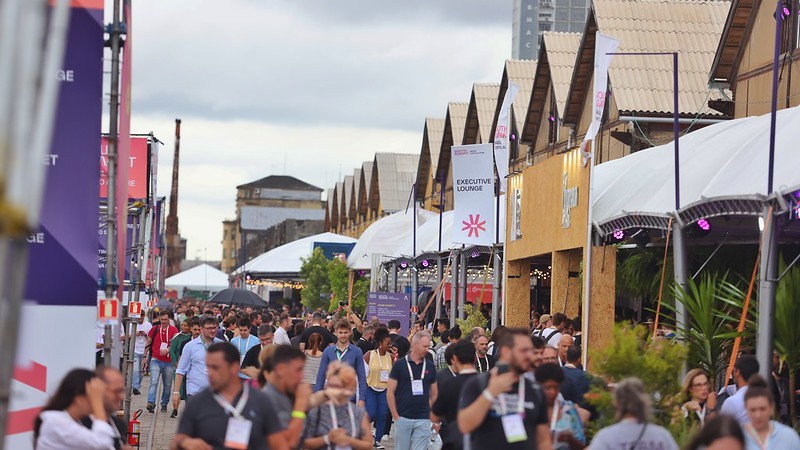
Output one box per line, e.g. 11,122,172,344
115,0,133,301
452,144,495,246
494,82,520,194
581,32,620,161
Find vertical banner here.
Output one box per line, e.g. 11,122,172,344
451,144,495,246
10,2,104,448
101,136,148,199
115,0,134,302
580,32,620,154
493,82,520,194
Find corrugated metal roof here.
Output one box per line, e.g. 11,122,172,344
342,175,354,222
351,168,362,217
463,83,500,144
335,181,344,222
544,32,582,117
435,102,470,187
326,188,334,216
360,161,374,215
331,183,341,224
372,153,419,213
415,118,446,200
504,60,538,133
595,0,731,116
522,32,582,144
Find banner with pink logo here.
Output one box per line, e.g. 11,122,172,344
581,32,619,152
451,144,495,246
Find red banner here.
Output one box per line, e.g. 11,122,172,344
443,282,493,304
100,136,147,199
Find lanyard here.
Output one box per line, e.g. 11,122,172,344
498,378,526,415
405,355,426,381
549,400,560,431
477,356,488,373
213,384,250,419
161,326,170,344
449,368,456,377
328,402,357,437
336,346,349,361
375,350,388,370
237,336,250,357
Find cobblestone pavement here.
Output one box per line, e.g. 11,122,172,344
130,374,180,450
130,375,399,449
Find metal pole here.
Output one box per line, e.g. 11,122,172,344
438,171,444,254
390,261,398,293
450,252,458,326
672,221,688,336
122,209,141,424
768,0,782,195
757,205,778,378
435,254,443,321
581,138,597,369
104,0,123,367
412,184,417,258
458,251,467,320
673,52,681,210
491,248,501,330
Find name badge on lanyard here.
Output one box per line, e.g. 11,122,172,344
406,356,426,396
376,351,389,382
498,380,528,443
329,402,356,450
214,384,252,450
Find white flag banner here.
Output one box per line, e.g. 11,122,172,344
451,144,495,246
494,82,520,194
581,32,620,156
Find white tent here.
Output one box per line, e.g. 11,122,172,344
165,263,229,294
347,209,437,270
593,107,800,231
393,196,507,257
233,232,357,276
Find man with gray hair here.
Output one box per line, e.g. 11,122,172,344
357,324,375,354
388,330,438,450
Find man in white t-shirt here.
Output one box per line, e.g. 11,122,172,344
132,315,152,395
273,314,291,346
538,312,567,347
720,354,760,426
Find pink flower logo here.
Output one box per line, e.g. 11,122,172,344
462,214,486,238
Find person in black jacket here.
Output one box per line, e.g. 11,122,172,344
431,340,477,450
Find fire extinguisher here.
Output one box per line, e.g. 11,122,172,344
128,409,142,447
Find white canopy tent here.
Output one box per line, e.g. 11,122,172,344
393,195,507,257
593,107,800,235
347,209,437,270
165,263,229,294
233,232,357,276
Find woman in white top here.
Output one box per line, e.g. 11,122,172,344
364,328,394,448
34,368,116,450
303,332,325,385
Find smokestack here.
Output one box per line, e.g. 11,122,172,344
166,118,182,276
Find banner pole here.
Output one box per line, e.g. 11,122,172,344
104,0,123,366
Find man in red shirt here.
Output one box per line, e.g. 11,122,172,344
145,310,178,413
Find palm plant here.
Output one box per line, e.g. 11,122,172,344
663,273,748,389
774,259,800,426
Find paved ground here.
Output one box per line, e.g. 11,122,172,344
130,375,399,449
130,375,180,450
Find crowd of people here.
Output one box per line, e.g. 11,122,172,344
37,301,800,449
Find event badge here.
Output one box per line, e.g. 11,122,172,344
380,370,389,382
501,414,527,443
159,342,168,354
223,417,252,450
411,379,424,396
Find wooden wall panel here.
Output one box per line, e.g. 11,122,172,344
504,259,531,327
586,245,617,370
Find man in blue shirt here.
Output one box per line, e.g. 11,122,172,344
173,316,224,402
314,319,367,406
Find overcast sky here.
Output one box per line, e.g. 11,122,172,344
116,1,512,264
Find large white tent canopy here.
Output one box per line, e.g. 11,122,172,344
165,263,229,294
347,209,436,270
593,107,800,234
393,195,507,257
233,232,356,276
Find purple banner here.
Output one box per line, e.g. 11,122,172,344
25,6,104,307
365,292,412,337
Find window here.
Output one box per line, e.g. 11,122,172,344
230,249,235,259
540,22,552,32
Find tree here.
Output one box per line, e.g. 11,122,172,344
774,258,800,426
662,272,748,389
586,324,688,439
456,303,487,332
299,248,332,311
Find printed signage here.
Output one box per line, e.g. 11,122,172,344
128,301,142,318
451,144,495,246
365,292,411,337
98,298,119,324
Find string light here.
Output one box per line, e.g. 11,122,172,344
245,278,305,289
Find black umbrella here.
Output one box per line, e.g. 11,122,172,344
209,288,267,308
